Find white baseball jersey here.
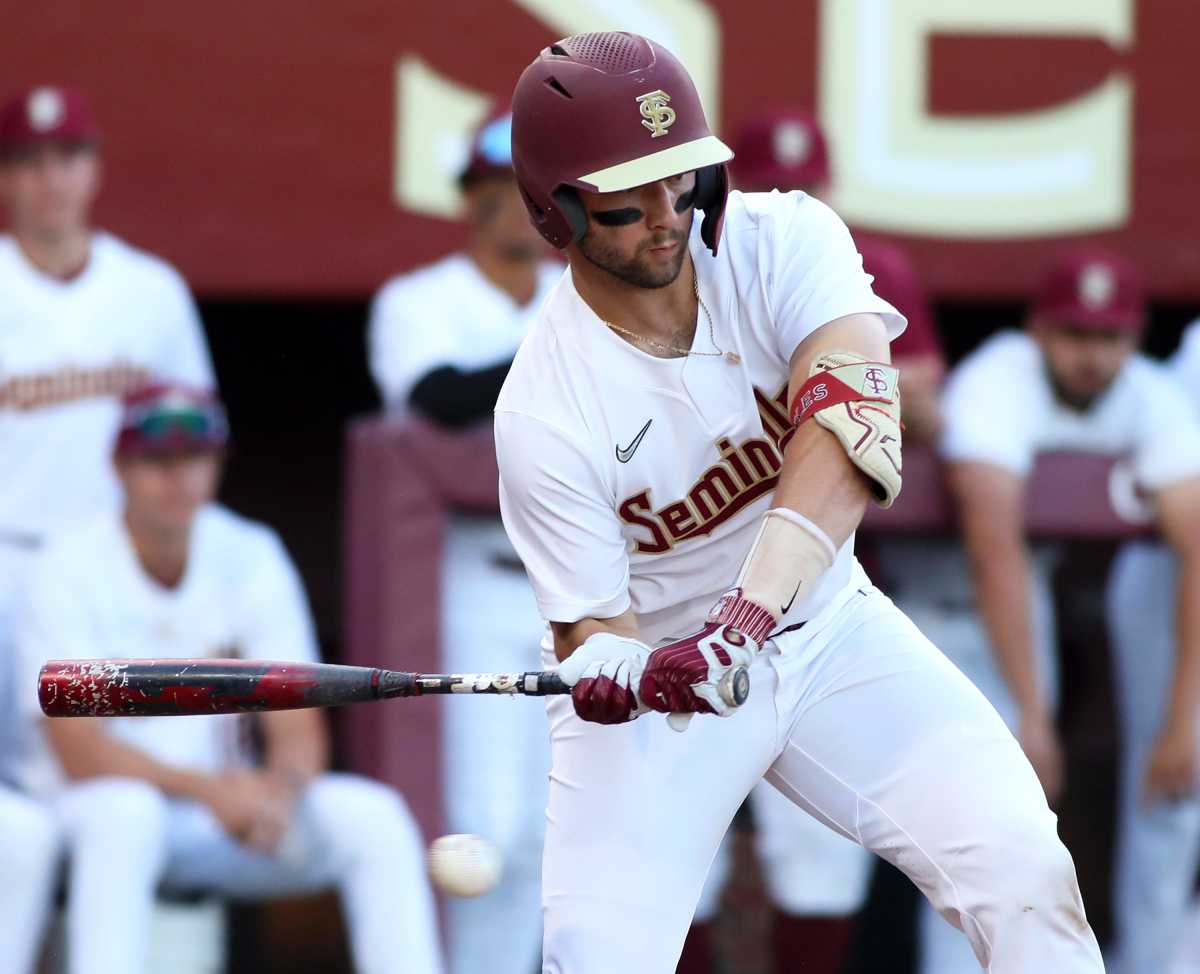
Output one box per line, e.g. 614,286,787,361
15,504,318,795
940,330,1200,489
1170,318,1200,403
495,190,903,646
368,252,563,412
0,232,214,542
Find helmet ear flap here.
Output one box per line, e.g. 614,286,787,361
551,186,589,244
694,164,729,256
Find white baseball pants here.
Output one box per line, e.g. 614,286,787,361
0,785,59,974
540,585,1102,974
52,772,443,974
1106,541,1200,974
441,516,549,974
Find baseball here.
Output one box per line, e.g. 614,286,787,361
427,833,503,897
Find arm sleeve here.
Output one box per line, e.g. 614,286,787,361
762,195,906,363
495,410,631,623
409,361,512,428
158,268,216,388
939,342,1037,476
1131,372,1200,490
367,282,462,410
233,531,321,665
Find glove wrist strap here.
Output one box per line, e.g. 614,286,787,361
707,589,778,644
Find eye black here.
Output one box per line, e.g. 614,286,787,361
673,187,697,213
592,207,643,227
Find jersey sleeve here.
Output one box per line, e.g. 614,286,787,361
157,267,216,388
1170,319,1200,405
232,529,321,664
761,194,906,363
1130,368,1200,490
495,410,631,624
939,337,1037,476
368,278,463,410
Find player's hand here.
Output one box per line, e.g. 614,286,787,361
201,769,276,843
1145,720,1200,803
556,632,651,725
1018,710,1064,805
639,621,757,728
245,771,301,853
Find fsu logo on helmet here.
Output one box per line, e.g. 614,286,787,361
636,89,676,138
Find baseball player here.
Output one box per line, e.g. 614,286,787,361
497,32,1104,974
686,108,948,974
928,250,1200,974
1105,315,1200,974
369,109,560,974
14,384,444,974
0,84,214,972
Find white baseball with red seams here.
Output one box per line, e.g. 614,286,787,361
494,189,1107,974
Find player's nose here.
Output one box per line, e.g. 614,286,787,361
640,180,677,229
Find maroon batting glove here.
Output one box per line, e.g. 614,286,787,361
639,590,775,717
556,632,650,725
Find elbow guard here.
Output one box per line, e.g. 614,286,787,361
789,351,903,507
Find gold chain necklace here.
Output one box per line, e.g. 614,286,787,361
604,273,741,364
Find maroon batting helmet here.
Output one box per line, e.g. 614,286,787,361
511,32,733,254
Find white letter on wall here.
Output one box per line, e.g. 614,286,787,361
820,0,1134,237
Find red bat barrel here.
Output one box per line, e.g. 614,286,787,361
38,659,382,717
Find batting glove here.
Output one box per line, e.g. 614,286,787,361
639,589,773,731
555,632,651,725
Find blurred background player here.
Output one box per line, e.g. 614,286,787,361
368,108,560,974
14,384,444,974
0,84,214,973
1106,313,1200,974
685,108,947,974
928,249,1200,973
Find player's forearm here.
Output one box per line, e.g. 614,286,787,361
261,709,330,785
551,609,641,662
45,719,215,801
966,534,1043,715
1166,552,1200,734
772,422,872,548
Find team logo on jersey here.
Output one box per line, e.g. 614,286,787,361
617,384,791,554
637,90,676,138
0,363,152,411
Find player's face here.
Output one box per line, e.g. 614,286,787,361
118,450,222,534
465,176,544,261
0,142,99,238
574,172,697,289
1032,322,1138,411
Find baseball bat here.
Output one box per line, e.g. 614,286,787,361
38,658,751,718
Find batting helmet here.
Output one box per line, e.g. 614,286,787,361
511,32,733,254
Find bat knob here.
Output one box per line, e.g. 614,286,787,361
718,666,751,708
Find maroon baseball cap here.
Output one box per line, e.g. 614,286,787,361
859,240,942,361
731,109,829,192
1032,248,1145,333
116,384,229,456
0,86,99,153
458,106,514,187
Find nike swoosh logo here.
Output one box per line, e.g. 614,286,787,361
781,580,802,615
615,419,653,464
